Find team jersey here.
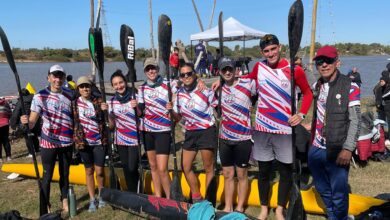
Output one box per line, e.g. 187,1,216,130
138,79,178,132
219,78,256,141
31,87,73,149
246,59,312,134
76,97,102,146
108,97,138,146
312,82,360,149
174,87,217,131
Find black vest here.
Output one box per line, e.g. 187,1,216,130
312,72,352,161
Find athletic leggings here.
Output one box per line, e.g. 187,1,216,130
117,145,139,192
0,125,11,158
257,161,293,207
40,146,73,206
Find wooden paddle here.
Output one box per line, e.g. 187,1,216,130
0,26,48,216
158,14,185,201
88,27,119,191
119,24,145,194
286,1,306,219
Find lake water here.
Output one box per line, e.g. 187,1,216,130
1,55,389,98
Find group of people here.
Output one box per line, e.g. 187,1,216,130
14,33,361,220
374,63,390,142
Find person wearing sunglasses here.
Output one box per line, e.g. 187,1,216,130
210,34,313,220
137,58,179,199
217,57,256,212
72,76,107,212
308,45,361,220
167,62,217,203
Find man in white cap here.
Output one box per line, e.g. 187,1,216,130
21,64,74,213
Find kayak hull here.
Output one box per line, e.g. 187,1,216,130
1,163,385,215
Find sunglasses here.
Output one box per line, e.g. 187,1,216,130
220,67,234,74
315,57,337,66
179,71,194,78
145,66,157,72
79,84,91,89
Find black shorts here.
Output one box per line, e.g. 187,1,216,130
144,131,171,155
183,126,217,151
79,145,106,168
219,139,252,168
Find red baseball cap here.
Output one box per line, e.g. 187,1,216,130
313,45,338,60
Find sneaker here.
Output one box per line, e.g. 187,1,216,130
88,200,97,212
6,157,12,161
385,139,390,147
98,197,106,208
27,154,33,158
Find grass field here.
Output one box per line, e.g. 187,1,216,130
1,98,389,219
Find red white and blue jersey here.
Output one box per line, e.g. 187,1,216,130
220,78,256,141
312,82,360,149
31,87,73,149
174,87,217,131
77,97,102,146
138,79,178,132
108,97,138,146
245,59,312,135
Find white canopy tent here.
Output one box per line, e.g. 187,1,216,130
190,17,268,42
189,17,268,63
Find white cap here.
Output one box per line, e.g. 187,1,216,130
49,64,65,75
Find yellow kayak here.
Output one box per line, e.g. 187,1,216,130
1,163,385,215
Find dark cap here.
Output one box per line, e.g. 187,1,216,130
48,64,66,76
313,45,338,60
259,34,279,50
218,57,235,70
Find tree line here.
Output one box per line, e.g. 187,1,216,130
0,42,389,63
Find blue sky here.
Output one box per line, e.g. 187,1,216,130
0,0,389,50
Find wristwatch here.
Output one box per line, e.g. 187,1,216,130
298,113,306,120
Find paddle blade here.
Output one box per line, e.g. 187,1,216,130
205,176,217,207
286,180,306,220
120,24,136,83
170,171,185,202
288,0,304,59
158,14,172,77
94,28,105,74
218,12,224,57
88,28,98,67
0,26,17,74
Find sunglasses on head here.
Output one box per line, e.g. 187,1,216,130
179,71,194,78
315,57,337,66
79,84,91,89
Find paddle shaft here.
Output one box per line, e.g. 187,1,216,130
0,26,48,215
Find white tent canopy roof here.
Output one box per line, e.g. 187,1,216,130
190,17,268,42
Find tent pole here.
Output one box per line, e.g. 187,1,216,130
190,41,193,61
243,36,246,58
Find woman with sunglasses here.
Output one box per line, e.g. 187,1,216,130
217,57,256,212
101,70,142,192
73,76,106,212
137,57,179,198
167,62,217,203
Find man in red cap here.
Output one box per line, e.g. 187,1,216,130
308,45,361,220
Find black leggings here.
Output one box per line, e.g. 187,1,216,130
40,146,73,206
0,125,11,158
117,145,139,192
257,161,292,207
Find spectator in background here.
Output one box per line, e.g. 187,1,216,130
347,67,362,87
175,39,188,66
10,88,40,157
169,47,180,79
66,75,76,90
0,97,12,162
375,75,390,143
194,40,207,77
